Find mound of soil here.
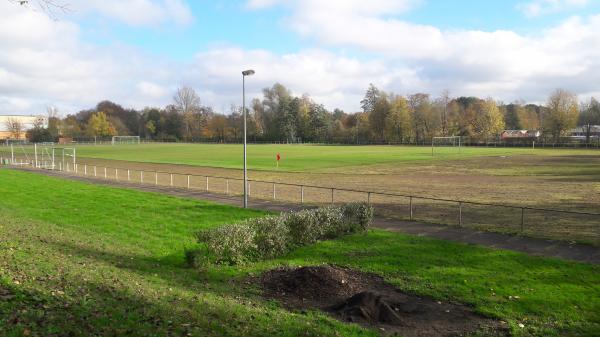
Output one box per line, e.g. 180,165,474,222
259,265,507,337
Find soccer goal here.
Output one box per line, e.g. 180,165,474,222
5,143,32,166
112,136,140,145
432,136,462,156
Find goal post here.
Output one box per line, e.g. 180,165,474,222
112,136,140,145
432,136,462,156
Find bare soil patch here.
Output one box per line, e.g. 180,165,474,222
259,265,508,336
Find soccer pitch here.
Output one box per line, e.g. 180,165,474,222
59,143,598,171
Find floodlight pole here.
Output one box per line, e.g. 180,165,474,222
242,69,255,208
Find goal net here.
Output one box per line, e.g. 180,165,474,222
112,136,140,145
432,136,462,155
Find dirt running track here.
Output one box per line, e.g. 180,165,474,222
10,167,600,265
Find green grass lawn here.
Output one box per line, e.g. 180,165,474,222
1,169,599,336
4,143,597,172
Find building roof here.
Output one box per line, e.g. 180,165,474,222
570,125,600,133
501,130,540,138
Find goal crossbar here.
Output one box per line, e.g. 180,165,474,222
112,136,140,145
431,136,462,155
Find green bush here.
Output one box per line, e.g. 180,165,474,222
196,223,257,265
284,210,320,245
193,203,373,266
252,216,290,258
342,203,374,231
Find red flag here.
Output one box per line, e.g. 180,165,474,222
276,153,281,161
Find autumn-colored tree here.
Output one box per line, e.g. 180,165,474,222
355,112,371,143
145,120,156,136
409,93,438,142
208,114,227,142
385,95,412,142
474,98,505,141
544,89,579,142
87,111,116,137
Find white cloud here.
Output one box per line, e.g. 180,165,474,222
0,2,176,115
1,0,600,118
517,0,589,17
136,81,171,105
245,0,600,104
184,47,420,111
246,0,285,9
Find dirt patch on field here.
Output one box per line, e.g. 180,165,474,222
259,265,507,336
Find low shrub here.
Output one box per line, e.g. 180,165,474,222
342,203,374,231
253,216,290,258
196,223,258,265
284,210,320,246
193,203,373,266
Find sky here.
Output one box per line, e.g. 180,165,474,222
1,0,600,116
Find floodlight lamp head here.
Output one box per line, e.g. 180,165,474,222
242,69,255,76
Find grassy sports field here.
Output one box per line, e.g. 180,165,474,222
3,143,599,243
40,143,600,172
1,169,599,336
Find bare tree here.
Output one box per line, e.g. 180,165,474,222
544,89,579,142
4,117,25,139
439,89,450,136
8,0,71,18
579,97,600,143
173,87,201,114
173,86,201,141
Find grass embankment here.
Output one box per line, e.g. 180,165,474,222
5,143,597,172
0,169,598,336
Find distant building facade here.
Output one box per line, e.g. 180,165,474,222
569,125,600,140
0,115,48,140
500,130,541,142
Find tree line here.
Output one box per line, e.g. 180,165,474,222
29,84,600,144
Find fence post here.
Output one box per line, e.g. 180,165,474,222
187,175,190,189
75,164,78,174
94,166,97,177
84,164,87,176
409,196,413,220
273,183,276,200
331,188,334,205
458,201,463,226
170,173,173,187
226,179,229,195
141,171,144,184
521,207,525,233
115,168,118,181
127,169,130,181
155,172,158,185
104,167,107,179
301,185,304,204
206,176,209,191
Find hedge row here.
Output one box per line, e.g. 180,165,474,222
189,203,373,266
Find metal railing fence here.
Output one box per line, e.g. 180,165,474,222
2,158,599,245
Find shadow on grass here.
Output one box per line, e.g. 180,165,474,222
1,274,368,337
39,228,600,337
